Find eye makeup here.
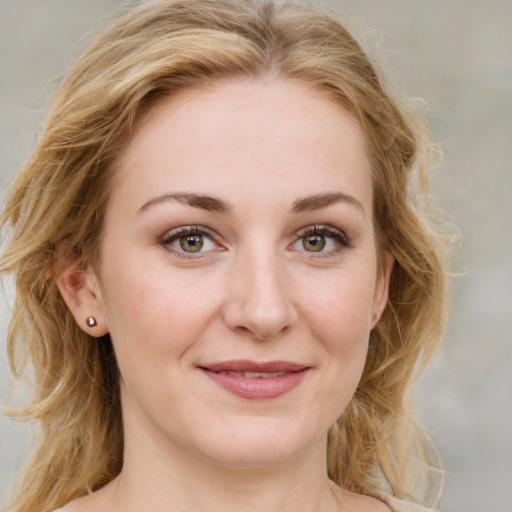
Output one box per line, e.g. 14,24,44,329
157,222,352,261
158,225,224,259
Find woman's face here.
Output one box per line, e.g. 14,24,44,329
74,80,391,468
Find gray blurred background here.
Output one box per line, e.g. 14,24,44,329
1,1,511,511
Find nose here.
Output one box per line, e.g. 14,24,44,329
222,251,298,340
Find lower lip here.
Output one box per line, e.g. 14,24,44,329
201,369,309,400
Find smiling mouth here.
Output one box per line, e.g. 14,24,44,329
199,360,309,399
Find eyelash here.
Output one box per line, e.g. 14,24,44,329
294,224,351,254
158,223,351,259
158,225,222,259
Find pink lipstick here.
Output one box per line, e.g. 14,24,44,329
199,360,309,400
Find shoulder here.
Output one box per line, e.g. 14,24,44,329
50,477,116,512
364,495,393,512
376,494,437,512
50,497,88,512
333,488,392,511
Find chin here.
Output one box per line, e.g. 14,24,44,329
192,417,325,470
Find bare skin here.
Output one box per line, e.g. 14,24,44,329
57,479,390,512
57,79,393,512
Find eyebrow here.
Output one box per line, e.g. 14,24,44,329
138,192,234,215
291,191,366,217
138,190,366,217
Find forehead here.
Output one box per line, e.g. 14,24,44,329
111,79,373,217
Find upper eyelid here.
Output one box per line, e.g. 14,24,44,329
295,224,350,239
159,225,217,242
296,224,340,234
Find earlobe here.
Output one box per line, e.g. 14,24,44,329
56,254,109,337
371,252,394,328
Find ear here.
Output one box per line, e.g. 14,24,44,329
370,252,394,329
56,251,109,337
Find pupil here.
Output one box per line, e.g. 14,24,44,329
303,235,325,252
180,234,203,252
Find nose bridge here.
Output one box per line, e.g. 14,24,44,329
223,242,297,340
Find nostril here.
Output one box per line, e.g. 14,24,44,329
225,306,296,341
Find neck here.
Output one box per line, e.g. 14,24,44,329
113,457,338,512
101,416,340,512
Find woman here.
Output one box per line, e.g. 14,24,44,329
1,1,448,511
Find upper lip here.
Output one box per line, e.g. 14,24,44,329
200,360,309,373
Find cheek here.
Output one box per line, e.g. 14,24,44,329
98,264,224,423
297,266,377,344
296,265,376,404
291,274,374,432
99,256,222,367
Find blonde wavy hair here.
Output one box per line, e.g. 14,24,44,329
1,1,448,511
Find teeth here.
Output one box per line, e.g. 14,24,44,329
244,371,286,378
218,371,286,378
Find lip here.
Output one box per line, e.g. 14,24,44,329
199,360,310,400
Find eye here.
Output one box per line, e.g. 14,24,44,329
292,224,351,254
159,225,220,256
301,234,327,252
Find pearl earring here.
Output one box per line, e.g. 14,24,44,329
86,316,97,328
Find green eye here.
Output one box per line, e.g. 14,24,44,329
179,234,204,253
160,225,219,257
292,224,351,255
302,235,326,252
